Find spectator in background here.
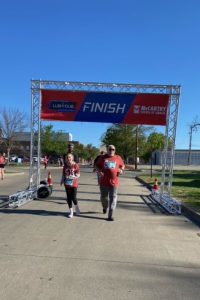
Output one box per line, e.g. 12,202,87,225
95,145,124,221
44,156,48,169
0,152,6,180
67,143,79,163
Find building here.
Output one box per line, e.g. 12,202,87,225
153,149,200,165
0,131,72,157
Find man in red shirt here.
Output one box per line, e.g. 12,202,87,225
95,145,124,221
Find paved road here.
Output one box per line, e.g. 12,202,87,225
0,166,200,300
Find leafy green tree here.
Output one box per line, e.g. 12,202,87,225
101,125,135,162
41,127,99,162
85,144,99,161
41,125,68,156
101,124,153,163
73,143,86,160
142,132,165,162
74,143,99,161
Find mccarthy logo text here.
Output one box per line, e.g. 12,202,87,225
133,105,166,115
82,102,126,114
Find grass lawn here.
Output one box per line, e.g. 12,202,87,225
139,170,200,213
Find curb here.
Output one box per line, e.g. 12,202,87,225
181,204,200,227
135,176,152,191
135,176,200,227
4,172,25,176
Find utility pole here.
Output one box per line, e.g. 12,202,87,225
188,123,200,165
0,128,2,144
135,126,139,170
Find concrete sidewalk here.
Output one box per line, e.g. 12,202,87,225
0,167,200,300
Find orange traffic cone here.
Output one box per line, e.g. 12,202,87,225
152,178,159,192
47,171,53,186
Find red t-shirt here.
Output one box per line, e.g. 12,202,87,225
0,156,5,164
62,162,80,188
95,154,124,187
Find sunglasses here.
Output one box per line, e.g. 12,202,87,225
109,148,115,151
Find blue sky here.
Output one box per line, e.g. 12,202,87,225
0,0,200,149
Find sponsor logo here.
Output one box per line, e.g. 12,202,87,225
133,105,167,115
133,105,140,114
48,101,76,112
82,102,126,114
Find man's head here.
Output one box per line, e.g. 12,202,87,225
68,143,74,153
107,145,116,157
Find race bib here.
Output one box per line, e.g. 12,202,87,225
65,179,73,186
104,161,116,169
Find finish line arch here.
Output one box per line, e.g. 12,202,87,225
30,79,180,213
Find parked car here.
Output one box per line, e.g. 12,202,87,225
9,155,18,162
33,156,38,162
33,156,43,163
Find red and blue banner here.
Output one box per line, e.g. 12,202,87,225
41,89,170,125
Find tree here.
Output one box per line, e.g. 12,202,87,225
101,125,135,162
142,132,165,162
0,108,28,162
101,124,153,163
41,125,99,162
41,125,68,156
74,143,99,162
84,144,99,161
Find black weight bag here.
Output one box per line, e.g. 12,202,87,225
37,184,51,198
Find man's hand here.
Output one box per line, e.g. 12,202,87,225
117,169,123,176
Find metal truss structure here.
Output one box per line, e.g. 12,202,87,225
151,190,181,214
30,80,180,213
9,187,37,208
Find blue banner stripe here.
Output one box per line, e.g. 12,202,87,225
75,92,136,123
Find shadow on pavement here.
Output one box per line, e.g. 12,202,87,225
0,208,105,220
0,209,67,217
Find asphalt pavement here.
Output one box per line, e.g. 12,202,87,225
0,165,200,300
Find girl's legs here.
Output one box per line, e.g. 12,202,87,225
65,187,73,217
65,187,80,217
0,167,4,180
71,188,80,214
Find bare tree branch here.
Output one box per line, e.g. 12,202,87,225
0,108,28,160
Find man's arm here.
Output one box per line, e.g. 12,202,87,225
117,156,125,175
95,157,104,177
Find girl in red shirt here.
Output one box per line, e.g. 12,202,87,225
60,153,80,218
